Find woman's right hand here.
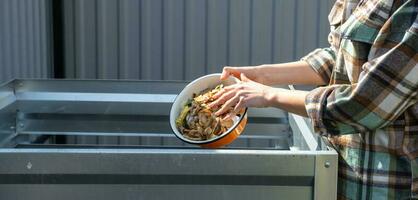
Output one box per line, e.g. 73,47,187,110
220,66,265,84
221,61,327,86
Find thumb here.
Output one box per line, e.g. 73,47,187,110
221,66,241,80
240,73,252,82
220,67,232,80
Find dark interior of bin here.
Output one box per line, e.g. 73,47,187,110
10,112,291,150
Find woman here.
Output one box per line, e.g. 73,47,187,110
209,0,417,199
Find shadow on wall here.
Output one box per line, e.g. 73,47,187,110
0,0,52,84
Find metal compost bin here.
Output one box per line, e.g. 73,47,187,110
0,79,337,200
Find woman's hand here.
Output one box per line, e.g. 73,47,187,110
212,63,317,117
209,73,275,117
220,62,326,86
220,66,266,84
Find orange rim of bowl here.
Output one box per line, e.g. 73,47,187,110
199,113,247,148
170,105,248,147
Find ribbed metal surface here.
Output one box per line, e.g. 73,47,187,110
0,0,52,84
62,0,333,81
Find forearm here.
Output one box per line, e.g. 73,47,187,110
265,88,308,117
255,61,326,86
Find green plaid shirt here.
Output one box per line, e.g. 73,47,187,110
302,0,418,199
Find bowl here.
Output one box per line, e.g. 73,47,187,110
170,73,248,148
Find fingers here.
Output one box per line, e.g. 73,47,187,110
222,112,236,121
233,96,246,113
222,96,245,120
212,85,234,99
213,74,250,101
210,89,236,107
215,94,240,116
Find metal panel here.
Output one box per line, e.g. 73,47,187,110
273,0,297,63
0,185,312,200
0,0,52,84
163,0,185,80
0,79,338,200
6,79,290,149
119,0,141,79
184,0,206,80
251,0,274,65
314,153,338,200
228,0,251,66
141,0,164,79
206,0,228,74
61,0,333,81
74,0,97,79
97,0,119,79
295,0,323,59
0,149,316,200
0,81,16,144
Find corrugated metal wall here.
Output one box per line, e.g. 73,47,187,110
0,0,334,147
61,0,333,81
0,0,334,84
0,0,52,84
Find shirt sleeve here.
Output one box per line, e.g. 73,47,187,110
305,31,418,136
301,47,336,84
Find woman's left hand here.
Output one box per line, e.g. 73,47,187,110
208,73,275,117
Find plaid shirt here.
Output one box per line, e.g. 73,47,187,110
302,0,418,199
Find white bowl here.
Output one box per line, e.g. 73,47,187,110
169,73,248,148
